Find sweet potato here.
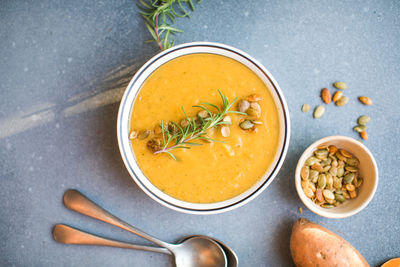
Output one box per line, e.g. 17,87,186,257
290,218,369,267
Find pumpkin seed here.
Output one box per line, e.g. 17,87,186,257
333,81,348,90
310,170,319,183
336,152,348,162
346,158,359,167
329,166,338,176
316,189,324,203
138,130,151,140
343,172,355,184
343,190,351,199
323,189,335,200
356,178,363,188
358,115,370,126
321,204,334,209
252,120,263,125
220,126,230,137
333,177,342,189
223,115,232,123
345,166,358,172
321,88,332,104
309,182,316,192
326,173,333,188
197,110,209,119
146,138,162,153
345,184,356,192
304,187,314,198
329,145,338,155
332,91,343,102
301,104,310,112
318,174,326,189
180,119,189,128
238,99,250,113
335,193,346,203
349,190,357,198
323,165,331,172
239,120,254,130
305,156,319,166
311,162,325,172
339,149,352,158
360,131,368,140
129,130,138,140
301,180,309,189
315,149,329,159
336,96,349,106
359,96,372,105
321,158,332,166
247,94,262,102
353,125,367,133
247,102,261,118
301,166,310,180
337,167,344,177
313,105,325,118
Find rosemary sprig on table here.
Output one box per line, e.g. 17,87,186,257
153,90,246,160
138,0,202,51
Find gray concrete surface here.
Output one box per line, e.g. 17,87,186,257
1,0,399,266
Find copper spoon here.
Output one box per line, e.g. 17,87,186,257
60,189,227,267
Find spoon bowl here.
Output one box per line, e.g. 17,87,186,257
179,235,238,267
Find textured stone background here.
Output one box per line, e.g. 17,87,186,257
1,0,399,266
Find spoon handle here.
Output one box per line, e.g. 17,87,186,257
63,189,172,250
53,224,171,255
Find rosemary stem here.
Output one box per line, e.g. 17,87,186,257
154,14,164,51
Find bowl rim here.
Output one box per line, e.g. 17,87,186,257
117,41,291,214
295,135,379,219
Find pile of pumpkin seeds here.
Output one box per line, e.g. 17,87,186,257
301,145,363,209
301,81,373,141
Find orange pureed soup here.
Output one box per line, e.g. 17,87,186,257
130,54,280,203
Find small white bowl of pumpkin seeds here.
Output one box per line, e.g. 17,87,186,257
295,136,378,219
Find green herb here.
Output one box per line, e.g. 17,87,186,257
138,0,202,51
154,90,246,160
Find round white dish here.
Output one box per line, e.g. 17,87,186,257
117,42,290,214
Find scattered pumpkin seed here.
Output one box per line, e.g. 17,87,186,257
332,91,343,102
146,138,162,153
247,102,261,118
336,96,349,106
358,115,370,126
313,105,325,118
247,94,263,102
252,120,263,125
333,81,348,90
321,88,332,104
129,130,138,140
360,131,368,140
353,125,367,133
238,99,250,113
138,130,151,140
359,96,372,105
298,207,303,214
197,110,209,119
220,126,230,137
239,120,254,130
302,103,310,113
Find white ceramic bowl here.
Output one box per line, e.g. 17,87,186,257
117,42,290,214
295,136,378,218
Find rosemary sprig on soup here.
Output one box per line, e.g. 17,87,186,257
130,90,269,160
